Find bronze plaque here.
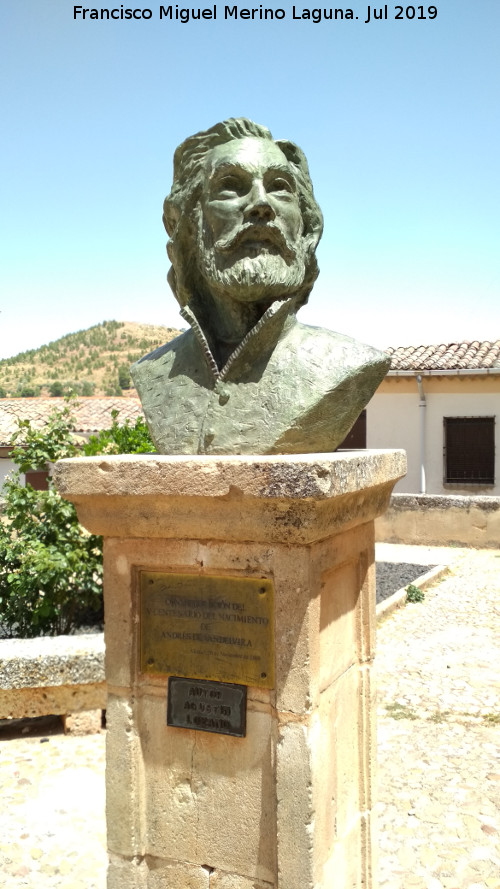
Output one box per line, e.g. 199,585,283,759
140,572,274,687
167,677,247,737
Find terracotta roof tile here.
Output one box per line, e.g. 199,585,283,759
0,398,144,446
387,340,500,372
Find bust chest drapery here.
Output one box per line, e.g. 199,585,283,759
131,298,390,456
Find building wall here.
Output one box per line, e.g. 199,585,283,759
367,388,420,493
0,458,17,494
367,374,500,495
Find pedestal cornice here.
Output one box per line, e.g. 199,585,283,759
54,450,406,544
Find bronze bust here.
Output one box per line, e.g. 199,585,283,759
131,118,390,455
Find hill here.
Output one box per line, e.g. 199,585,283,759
0,320,182,398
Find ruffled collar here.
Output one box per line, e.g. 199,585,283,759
180,294,303,382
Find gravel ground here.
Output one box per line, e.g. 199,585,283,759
376,561,435,604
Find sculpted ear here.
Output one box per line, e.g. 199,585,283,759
167,265,178,300
275,138,323,247
275,138,306,168
163,200,179,237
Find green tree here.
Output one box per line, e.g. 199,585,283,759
118,364,131,390
49,381,64,397
0,386,7,398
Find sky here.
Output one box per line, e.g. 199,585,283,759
1,0,499,359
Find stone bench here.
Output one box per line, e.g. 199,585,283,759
0,633,106,733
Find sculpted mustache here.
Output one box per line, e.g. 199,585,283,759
214,224,295,259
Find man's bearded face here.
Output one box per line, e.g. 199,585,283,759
196,137,307,303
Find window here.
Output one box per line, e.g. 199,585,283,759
336,410,367,450
444,417,495,484
25,470,50,491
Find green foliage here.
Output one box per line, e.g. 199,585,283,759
0,403,155,637
385,702,417,720
429,709,451,723
84,410,156,456
49,379,95,397
0,386,6,398
49,381,64,397
10,405,78,474
0,484,103,637
406,584,425,603
0,406,102,637
118,364,131,390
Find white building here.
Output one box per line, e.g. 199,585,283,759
366,341,500,495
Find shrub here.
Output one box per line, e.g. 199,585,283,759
0,483,103,636
0,406,102,637
0,404,156,637
84,409,155,455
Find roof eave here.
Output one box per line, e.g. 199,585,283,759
388,367,500,377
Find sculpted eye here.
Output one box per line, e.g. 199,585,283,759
267,176,294,194
214,176,245,197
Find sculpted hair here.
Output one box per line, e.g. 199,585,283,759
163,117,324,308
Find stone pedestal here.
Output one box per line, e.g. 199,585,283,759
55,450,405,889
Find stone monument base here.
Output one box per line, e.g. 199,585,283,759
55,450,405,889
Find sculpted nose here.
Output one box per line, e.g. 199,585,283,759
244,183,276,223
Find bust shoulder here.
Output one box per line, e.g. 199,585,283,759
133,329,192,367
131,329,202,385
278,319,390,381
293,320,387,358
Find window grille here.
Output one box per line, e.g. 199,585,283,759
444,416,495,484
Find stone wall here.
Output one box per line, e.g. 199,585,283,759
376,493,500,548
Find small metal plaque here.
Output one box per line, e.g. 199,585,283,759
167,676,247,737
140,572,274,688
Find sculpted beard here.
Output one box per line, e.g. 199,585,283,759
196,217,307,303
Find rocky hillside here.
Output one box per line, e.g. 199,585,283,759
0,321,181,398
